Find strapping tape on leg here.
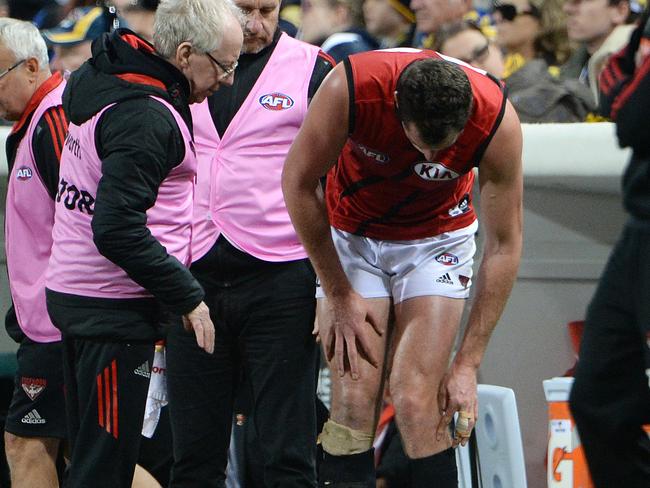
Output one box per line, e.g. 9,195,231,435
319,419,374,456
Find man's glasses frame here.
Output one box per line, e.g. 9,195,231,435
0,59,25,81
204,52,238,80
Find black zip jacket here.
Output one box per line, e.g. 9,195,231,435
599,11,650,220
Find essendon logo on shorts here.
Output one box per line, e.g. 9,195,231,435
21,377,46,401
16,166,33,181
435,253,459,266
259,92,294,111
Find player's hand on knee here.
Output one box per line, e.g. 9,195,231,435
436,364,478,447
182,301,215,354
326,291,381,380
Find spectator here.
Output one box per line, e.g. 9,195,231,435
435,20,505,77
562,0,639,104
409,0,471,47
300,0,377,63
42,7,113,73
569,8,650,488
363,0,416,48
121,0,159,42
44,0,244,485
280,0,301,36
8,0,61,27
494,0,595,122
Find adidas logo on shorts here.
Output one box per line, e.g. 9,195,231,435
436,273,454,285
134,361,151,379
21,409,46,424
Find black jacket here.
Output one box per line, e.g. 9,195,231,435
599,11,650,220
49,29,204,339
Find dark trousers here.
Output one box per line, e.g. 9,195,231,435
569,222,650,488
167,237,319,488
61,338,154,488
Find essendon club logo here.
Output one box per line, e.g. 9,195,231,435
259,92,294,111
16,166,33,181
459,275,471,289
21,377,46,401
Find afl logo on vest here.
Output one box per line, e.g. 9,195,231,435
259,92,294,111
413,162,459,181
16,166,33,181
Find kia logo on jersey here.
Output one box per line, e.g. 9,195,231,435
413,162,459,181
16,166,33,181
259,92,294,111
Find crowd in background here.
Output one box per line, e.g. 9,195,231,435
0,0,646,123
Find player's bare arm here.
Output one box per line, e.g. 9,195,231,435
437,100,523,446
282,64,381,379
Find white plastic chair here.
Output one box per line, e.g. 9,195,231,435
456,384,528,488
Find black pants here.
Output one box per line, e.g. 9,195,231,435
569,222,650,488
62,338,153,488
48,298,157,488
167,237,319,488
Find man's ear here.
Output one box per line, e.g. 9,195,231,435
610,1,630,26
24,57,40,78
175,41,193,69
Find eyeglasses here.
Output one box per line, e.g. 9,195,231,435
494,3,541,22
204,51,238,80
0,59,25,81
460,42,490,65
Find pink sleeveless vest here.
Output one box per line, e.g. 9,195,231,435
5,76,66,343
46,96,196,299
190,33,319,262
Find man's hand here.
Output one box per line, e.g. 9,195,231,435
436,362,478,447
182,301,215,354
322,290,382,380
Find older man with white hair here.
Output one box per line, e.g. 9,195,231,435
42,0,244,486
0,17,68,488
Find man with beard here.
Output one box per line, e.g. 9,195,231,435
165,0,334,486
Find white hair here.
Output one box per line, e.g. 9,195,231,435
0,18,49,69
153,0,244,59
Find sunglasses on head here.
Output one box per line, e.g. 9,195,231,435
494,3,541,21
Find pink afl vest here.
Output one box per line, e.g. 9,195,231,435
5,74,66,342
46,96,197,299
190,33,319,262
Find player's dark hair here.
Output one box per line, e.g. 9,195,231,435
395,59,473,147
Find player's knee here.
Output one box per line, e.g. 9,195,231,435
319,419,374,456
4,433,52,466
391,385,436,424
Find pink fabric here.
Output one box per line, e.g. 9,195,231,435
190,33,319,262
46,96,197,299
5,80,66,342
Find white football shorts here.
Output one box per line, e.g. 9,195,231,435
316,220,478,303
